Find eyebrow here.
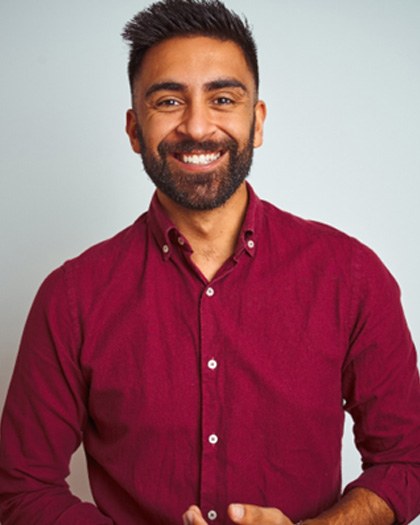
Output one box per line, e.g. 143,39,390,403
205,79,248,92
145,82,184,98
144,78,248,98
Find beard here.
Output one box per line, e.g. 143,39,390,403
136,121,255,211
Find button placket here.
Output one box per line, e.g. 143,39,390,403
199,281,222,519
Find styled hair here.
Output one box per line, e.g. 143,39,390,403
122,0,259,93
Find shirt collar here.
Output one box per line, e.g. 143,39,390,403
235,182,259,259
147,182,262,260
147,194,188,260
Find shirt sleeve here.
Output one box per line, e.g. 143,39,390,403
0,267,113,524
342,243,420,525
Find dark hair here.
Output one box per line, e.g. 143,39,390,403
122,0,259,93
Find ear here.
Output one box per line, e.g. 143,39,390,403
125,109,141,154
253,100,267,149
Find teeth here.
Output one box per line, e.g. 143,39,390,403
181,152,221,165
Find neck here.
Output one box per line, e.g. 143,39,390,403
157,182,248,281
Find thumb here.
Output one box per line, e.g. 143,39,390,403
228,503,291,524
230,504,268,523
229,504,246,521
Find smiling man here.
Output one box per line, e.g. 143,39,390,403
128,36,262,213
0,1,419,525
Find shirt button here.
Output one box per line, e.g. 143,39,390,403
208,359,218,370
206,287,215,297
162,244,169,254
178,237,185,246
247,239,255,249
208,434,218,445
208,510,218,521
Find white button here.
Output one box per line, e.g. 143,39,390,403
162,244,169,254
208,510,218,521
208,359,218,370
208,434,218,445
178,237,185,246
247,239,255,249
206,287,215,297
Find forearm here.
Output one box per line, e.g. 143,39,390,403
303,488,395,525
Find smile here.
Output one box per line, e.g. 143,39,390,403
176,152,222,166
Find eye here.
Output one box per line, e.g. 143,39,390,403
213,96,234,106
156,98,182,108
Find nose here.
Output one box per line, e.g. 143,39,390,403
175,100,216,141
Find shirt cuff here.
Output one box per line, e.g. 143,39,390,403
343,463,419,525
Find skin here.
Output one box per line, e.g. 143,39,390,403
126,36,266,280
126,35,395,525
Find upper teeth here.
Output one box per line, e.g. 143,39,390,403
181,152,221,165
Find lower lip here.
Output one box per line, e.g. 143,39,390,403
171,153,226,172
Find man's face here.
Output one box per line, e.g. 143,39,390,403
126,36,266,210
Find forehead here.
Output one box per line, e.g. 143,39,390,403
134,36,255,94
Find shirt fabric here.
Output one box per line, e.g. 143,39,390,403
0,184,419,525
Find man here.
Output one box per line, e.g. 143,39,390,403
0,0,419,524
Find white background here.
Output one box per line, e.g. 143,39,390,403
1,0,419,522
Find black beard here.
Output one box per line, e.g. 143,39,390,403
136,122,255,211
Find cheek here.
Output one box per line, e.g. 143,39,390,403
145,120,180,150
221,109,255,138
228,121,255,148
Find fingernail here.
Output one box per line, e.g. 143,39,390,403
231,504,245,520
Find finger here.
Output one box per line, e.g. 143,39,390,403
228,503,292,524
182,505,208,525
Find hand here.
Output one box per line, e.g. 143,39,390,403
183,503,295,525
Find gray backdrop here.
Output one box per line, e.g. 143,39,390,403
1,1,419,521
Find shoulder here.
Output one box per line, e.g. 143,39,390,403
258,199,395,283
67,212,148,269
260,198,352,242
38,213,149,305
258,198,357,252
64,212,148,280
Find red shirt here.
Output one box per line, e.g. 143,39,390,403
1,185,419,524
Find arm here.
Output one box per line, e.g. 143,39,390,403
339,244,420,524
303,488,395,524
183,488,394,525
0,268,113,524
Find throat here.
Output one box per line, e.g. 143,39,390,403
191,248,231,282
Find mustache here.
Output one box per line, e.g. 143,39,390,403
158,139,237,155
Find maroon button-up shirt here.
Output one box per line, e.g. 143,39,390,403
1,185,419,524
